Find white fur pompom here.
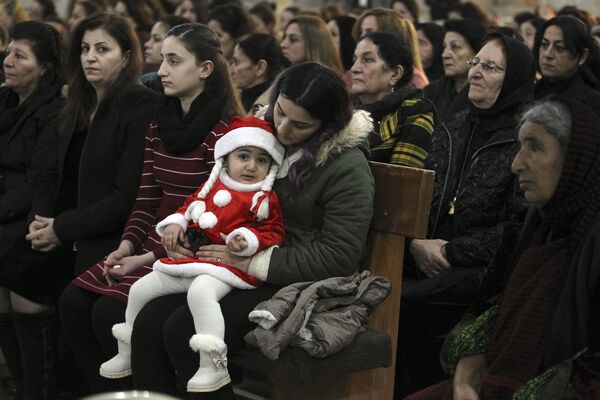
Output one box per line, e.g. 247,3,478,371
198,212,218,229
186,201,206,223
213,190,232,207
257,197,269,221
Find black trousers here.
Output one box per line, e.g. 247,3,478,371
58,284,131,394
131,285,281,399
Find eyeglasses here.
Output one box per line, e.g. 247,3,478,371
466,57,506,73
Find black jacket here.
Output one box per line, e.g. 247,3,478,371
424,76,470,121
51,85,160,274
0,85,64,254
425,109,524,269
534,74,600,116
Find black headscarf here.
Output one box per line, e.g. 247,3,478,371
417,22,445,81
469,33,536,127
331,15,356,71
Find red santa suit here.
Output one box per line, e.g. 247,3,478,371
100,116,286,393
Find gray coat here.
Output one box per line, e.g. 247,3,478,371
244,271,390,360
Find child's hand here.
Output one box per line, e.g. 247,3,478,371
227,234,248,253
162,224,184,251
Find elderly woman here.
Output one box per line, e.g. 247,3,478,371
424,19,486,120
351,32,435,168
397,33,536,396
534,15,600,115
0,21,63,399
405,97,600,400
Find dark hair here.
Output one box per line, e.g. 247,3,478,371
389,0,419,23
359,32,413,88
208,0,241,10
207,3,253,40
33,0,56,19
514,11,536,26
167,23,243,120
448,1,490,27
534,16,600,89
557,6,595,31
158,14,190,30
416,22,445,80
331,15,356,71
265,62,353,190
116,0,155,31
444,18,487,52
250,2,275,29
237,33,284,80
9,20,62,85
73,0,101,18
60,13,143,135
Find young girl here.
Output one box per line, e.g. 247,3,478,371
100,116,285,392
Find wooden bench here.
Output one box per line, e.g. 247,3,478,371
230,162,435,399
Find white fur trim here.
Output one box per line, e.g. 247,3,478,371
198,212,217,229
156,213,188,237
112,323,132,345
219,170,263,192
248,310,278,329
185,200,206,223
189,334,227,354
215,127,285,165
247,246,276,281
153,260,258,289
316,110,373,166
227,227,259,257
257,198,269,221
213,190,232,207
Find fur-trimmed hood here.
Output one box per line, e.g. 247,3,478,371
315,110,373,167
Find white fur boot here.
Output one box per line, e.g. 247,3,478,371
99,323,133,379
187,334,231,392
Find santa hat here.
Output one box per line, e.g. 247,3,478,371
192,116,284,220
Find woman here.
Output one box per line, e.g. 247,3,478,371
28,0,56,22
327,15,357,80
3,13,158,398
59,22,242,394
140,14,189,91
513,11,544,50
280,15,344,77
231,33,284,113
278,5,298,33
352,8,428,88
533,16,600,116
207,4,253,63
416,22,444,82
67,0,102,32
0,21,63,400
397,33,536,396
126,62,374,398
406,97,600,400
0,0,27,31
351,32,435,168
175,0,206,24
389,0,419,23
249,2,275,36
113,0,157,54
424,19,486,120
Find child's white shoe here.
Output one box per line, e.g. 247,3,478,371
187,334,231,392
99,323,133,379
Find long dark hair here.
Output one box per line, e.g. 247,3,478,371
237,33,284,81
167,23,243,120
265,63,353,190
533,15,600,90
331,15,356,71
9,20,63,86
60,13,143,135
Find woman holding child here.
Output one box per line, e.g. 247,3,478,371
59,22,242,394
125,62,375,398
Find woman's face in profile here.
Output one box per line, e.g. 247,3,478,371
280,23,305,64
272,95,322,146
3,39,44,95
512,120,565,209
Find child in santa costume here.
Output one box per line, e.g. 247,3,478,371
99,116,285,392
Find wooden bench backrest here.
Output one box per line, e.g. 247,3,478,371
345,162,435,399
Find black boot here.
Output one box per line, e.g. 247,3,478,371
0,313,23,399
12,310,58,400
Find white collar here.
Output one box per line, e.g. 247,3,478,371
219,169,264,192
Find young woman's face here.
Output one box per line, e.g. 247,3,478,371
231,45,263,90
68,3,87,31
327,20,340,51
158,36,207,102
208,19,234,61
417,29,433,69
3,39,44,97
226,146,272,184
280,23,305,64
175,0,197,23
273,95,322,146
144,22,168,66
80,28,128,91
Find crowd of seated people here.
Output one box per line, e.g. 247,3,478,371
0,0,599,399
